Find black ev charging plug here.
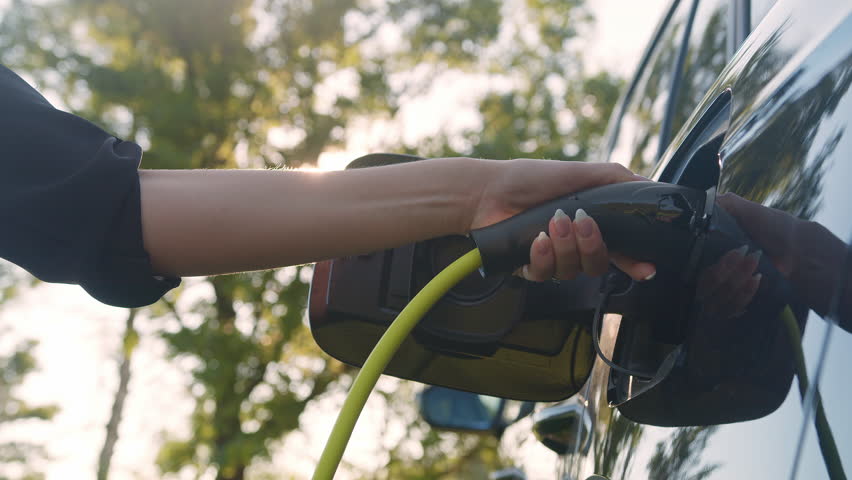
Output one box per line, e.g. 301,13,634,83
470,181,709,278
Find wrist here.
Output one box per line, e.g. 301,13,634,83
449,157,499,235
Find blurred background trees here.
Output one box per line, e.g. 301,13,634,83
0,266,56,480
0,0,622,478
0,337,57,480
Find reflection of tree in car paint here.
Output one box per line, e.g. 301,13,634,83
593,409,644,479
647,426,719,480
722,37,852,220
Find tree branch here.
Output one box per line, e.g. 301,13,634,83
97,308,138,480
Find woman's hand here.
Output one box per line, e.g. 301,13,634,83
716,192,849,322
467,158,657,282
695,245,763,319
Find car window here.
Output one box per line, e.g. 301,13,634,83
608,0,694,176
669,0,730,138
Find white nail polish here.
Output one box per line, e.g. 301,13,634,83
734,245,749,256
522,265,532,281
643,271,656,281
754,273,763,283
536,231,548,242
748,250,763,262
554,209,569,221
575,208,590,222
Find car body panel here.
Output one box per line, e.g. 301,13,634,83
498,0,852,478
571,0,852,478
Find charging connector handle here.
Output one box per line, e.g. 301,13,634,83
470,182,706,276
312,249,483,480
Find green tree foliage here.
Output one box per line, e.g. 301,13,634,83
450,70,622,161
0,335,58,480
152,269,347,479
0,264,57,480
0,0,622,478
396,1,623,161
348,382,507,479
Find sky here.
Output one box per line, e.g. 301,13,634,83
0,1,669,479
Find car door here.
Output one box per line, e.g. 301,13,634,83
571,0,852,479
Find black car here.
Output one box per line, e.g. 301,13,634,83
312,0,852,478
420,0,852,478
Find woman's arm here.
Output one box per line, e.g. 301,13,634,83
139,158,655,280
139,158,479,277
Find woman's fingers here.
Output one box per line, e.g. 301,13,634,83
696,246,747,301
522,209,658,283
709,249,762,316
549,209,582,280
525,231,555,282
694,246,764,318
573,209,610,277
731,271,762,315
611,253,657,282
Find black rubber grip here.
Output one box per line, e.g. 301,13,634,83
469,182,707,276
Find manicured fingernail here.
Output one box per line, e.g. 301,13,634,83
522,265,533,281
643,271,656,281
553,209,572,237
733,245,749,257
748,249,763,263
754,273,762,284
575,209,593,238
534,231,550,254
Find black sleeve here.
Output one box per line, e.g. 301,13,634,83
0,64,180,307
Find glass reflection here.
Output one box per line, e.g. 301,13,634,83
670,0,730,137
419,386,502,431
609,0,692,176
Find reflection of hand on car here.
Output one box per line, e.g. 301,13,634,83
716,193,850,329
695,245,763,318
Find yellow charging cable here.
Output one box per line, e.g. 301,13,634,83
312,248,483,480
311,252,844,479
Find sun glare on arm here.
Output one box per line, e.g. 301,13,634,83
297,151,363,172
